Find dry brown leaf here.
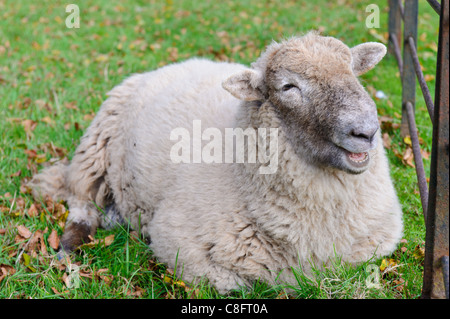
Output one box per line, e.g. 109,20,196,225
48,229,60,250
27,203,39,217
35,99,52,112
393,278,406,292
382,133,391,149
21,119,37,134
402,147,415,168
95,268,113,284
24,149,37,159
15,197,26,210
15,234,26,244
413,245,425,260
127,285,144,297
27,230,48,256
379,115,400,132
9,170,22,177
424,74,435,82
0,264,16,283
62,272,70,287
17,225,32,239
421,149,430,160
0,229,6,235
83,113,95,121
103,234,115,246
64,101,79,110
51,287,68,295
78,234,115,249
79,269,93,279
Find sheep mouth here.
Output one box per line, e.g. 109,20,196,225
344,150,370,168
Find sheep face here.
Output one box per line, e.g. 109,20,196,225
223,34,386,174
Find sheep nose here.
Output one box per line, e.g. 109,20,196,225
350,126,378,143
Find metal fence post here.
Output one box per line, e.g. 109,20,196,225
388,0,402,61
422,0,449,300
401,0,418,137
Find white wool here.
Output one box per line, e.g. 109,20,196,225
29,45,403,293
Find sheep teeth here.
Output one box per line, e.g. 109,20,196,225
348,152,369,163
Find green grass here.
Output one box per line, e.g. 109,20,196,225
0,0,439,299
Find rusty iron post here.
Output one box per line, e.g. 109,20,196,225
401,0,418,137
407,36,435,123
389,0,403,60
426,0,442,14
405,101,429,220
422,0,449,299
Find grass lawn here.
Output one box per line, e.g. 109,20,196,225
0,0,440,299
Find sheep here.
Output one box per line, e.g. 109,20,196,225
29,32,403,293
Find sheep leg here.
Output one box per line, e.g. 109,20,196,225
58,201,101,256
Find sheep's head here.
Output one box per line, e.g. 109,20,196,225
223,32,386,174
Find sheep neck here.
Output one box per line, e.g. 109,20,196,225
232,100,370,209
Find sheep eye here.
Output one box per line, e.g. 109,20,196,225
282,84,298,91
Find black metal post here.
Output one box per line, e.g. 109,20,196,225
422,0,449,300
389,0,403,60
401,0,418,137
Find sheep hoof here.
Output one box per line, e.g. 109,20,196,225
59,221,93,253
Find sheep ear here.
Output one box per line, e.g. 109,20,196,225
350,43,387,76
222,70,264,101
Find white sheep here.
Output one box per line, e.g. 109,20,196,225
29,32,403,293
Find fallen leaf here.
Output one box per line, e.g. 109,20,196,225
379,115,400,132
15,197,26,210
21,119,37,134
15,234,26,244
64,101,79,110
27,229,48,256
48,229,60,250
62,272,70,287
161,271,189,291
78,234,115,249
424,74,435,82
51,287,59,294
393,278,406,292
24,149,38,159
83,113,95,121
0,264,16,283
413,245,425,260
77,268,93,279
380,258,398,272
17,225,32,239
27,203,39,217
404,136,412,146
95,54,109,63
421,149,430,160
22,253,37,272
96,268,114,284
127,285,144,297
382,133,391,149
35,99,52,112
103,234,115,246
402,147,415,168
40,116,54,126
9,170,22,177
20,183,31,194
0,229,6,235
